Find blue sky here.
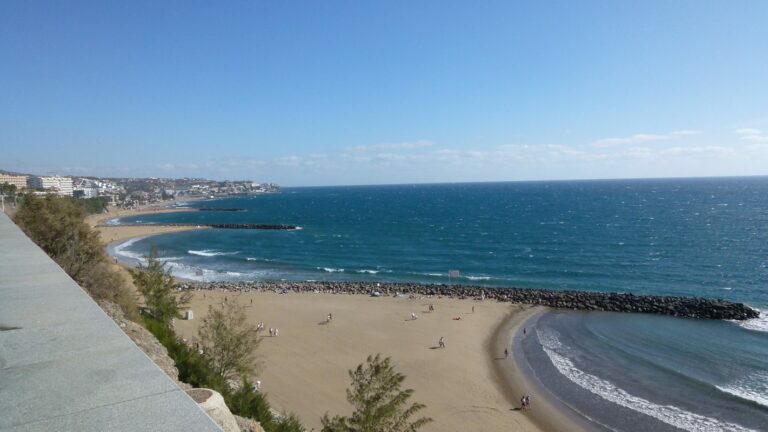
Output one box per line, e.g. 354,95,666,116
1,1,767,186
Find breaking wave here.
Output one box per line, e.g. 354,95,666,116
537,329,757,432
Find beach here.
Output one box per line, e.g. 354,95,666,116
173,290,578,432
87,203,206,245
98,202,583,431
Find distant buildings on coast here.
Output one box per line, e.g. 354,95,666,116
0,171,279,208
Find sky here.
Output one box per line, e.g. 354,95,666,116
1,1,767,186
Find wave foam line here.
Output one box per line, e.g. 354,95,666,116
188,249,239,257
537,329,757,432
318,267,344,273
717,371,768,408
112,236,149,264
739,309,768,333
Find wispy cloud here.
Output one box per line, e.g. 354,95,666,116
736,128,768,143
347,139,434,152
592,130,700,147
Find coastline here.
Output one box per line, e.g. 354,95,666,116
173,290,574,432
88,200,208,246
94,204,582,431
489,308,594,432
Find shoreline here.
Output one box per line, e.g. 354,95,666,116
487,307,593,431
89,199,208,246
173,289,571,431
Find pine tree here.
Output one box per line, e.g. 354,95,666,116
321,354,432,432
198,300,262,380
131,245,190,326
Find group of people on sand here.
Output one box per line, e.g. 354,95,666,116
520,394,532,410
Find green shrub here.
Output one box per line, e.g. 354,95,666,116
141,317,303,432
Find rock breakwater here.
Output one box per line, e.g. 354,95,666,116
181,281,759,321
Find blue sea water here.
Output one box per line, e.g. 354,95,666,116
111,178,768,431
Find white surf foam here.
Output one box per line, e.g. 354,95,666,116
717,371,768,408
356,269,379,274
464,275,491,281
739,309,768,333
112,236,149,264
106,217,122,226
319,267,344,273
188,249,239,257
537,329,757,432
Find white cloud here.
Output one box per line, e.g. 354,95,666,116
348,139,434,152
736,128,768,143
592,130,700,147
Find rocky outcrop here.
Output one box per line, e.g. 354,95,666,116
234,415,266,432
187,388,241,432
181,281,760,321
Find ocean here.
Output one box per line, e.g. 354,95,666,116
110,178,768,431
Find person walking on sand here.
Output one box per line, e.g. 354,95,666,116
472,305,475,313
504,348,508,358
521,396,526,410
439,336,445,348
411,312,417,320
275,328,279,337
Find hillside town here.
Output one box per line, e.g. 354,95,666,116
0,170,279,208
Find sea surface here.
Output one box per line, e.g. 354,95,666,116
110,178,768,431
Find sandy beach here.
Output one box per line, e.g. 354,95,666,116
94,203,581,431
174,291,579,432
87,203,207,245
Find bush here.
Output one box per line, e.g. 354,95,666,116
141,317,303,432
14,194,137,319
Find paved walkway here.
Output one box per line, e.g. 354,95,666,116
0,212,221,431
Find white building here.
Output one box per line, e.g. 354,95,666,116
74,187,100,198
30,176,74,196
0,174,28,189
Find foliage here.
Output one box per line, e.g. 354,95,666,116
142,316,229,391
142,317,303,432
0,182,17,197
322,354,432,432
13,194,137,319
72,196,110,215
131,246,190,326
199,301,262,381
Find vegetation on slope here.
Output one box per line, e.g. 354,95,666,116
13,194,137,319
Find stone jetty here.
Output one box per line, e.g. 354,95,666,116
181,280,759,321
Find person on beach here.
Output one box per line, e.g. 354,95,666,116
472,305,475,313
521,396,527,410
525,395,531,409
411,312,417,320
523,327,527,335
269,327,274,337
275,328,279,337
439,336,445,348
328,313,332,322
504,348,508,358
